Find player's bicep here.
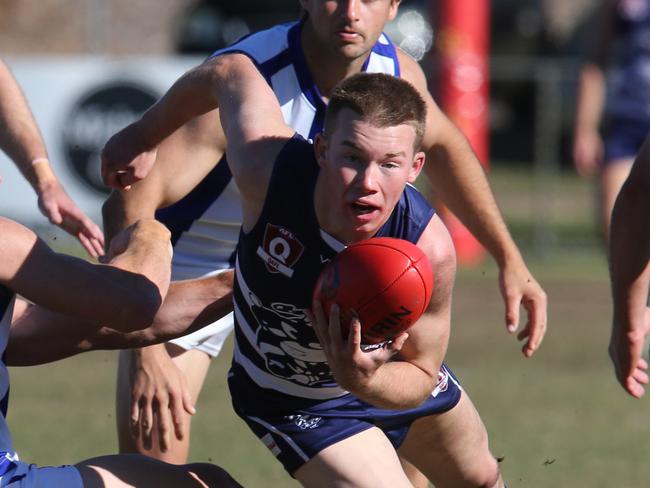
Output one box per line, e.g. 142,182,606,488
0,218,40,285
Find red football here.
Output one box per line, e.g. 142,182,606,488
313,237,434,345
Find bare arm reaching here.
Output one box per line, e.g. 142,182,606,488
609,137,650,398
0,217,171,330
6,270,233,366
0,59,104,257
399,51,547,357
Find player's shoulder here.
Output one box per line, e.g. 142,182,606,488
211,22,296,65
394,47,429,93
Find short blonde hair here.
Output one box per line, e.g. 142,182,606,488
324,73,426,150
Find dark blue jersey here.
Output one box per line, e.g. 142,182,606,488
0,285,15,453
155,20,401,279
231,136,434,403
608,0,650,122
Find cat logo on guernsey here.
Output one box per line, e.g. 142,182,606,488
257,224,305,278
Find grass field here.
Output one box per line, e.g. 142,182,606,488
9,167,650,487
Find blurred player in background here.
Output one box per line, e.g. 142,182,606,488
104,1,546,483
101,53,507,486
609,136,650,399
0,59,104,257
573,0,650,243
0,215,241,487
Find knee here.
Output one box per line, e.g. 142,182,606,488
471,455,502,488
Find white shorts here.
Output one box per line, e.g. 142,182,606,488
0,460,83,488
167,267,234,358
168,312,234,358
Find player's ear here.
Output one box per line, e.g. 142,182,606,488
314,133,328,167
407,151,425,183
388,0,401,21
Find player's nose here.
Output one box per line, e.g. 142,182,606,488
340,0,360,23
355,164,379,192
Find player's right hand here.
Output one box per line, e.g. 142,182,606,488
101,122,158,190
308,301,407,393
609,307,650,398
103,219,170,262
129,345,196,452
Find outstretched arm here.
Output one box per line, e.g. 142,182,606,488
0,217,171,330
6,271,233,366
399,52,547,357
0,60,104,257
609,137,650,398
101,53,292,198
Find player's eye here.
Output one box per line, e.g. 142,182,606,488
343,154,360,164
381,161,399,169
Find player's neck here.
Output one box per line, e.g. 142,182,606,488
301,24,369,100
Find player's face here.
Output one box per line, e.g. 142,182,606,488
315,108,424,243
301,0,400,60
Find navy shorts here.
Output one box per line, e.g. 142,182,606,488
604,117,650,163
0,453,83,488
228,363,462,475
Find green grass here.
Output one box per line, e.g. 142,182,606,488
10,166,643,487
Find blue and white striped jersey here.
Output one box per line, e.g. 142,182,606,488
0,286,16,456
231,135,434,402
156,21,401,280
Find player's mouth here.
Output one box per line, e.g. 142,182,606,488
336,28,362,43
349,201,381,222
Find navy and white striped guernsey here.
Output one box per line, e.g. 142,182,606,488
0,286,17,456
155,20,401,280
231,135,434,403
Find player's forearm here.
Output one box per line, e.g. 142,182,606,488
0,61,49,184
145,272,234,340
609,177,650,335
6,274,234,366
345,360,439,410
424,135,522,268
47,255,168,330
83,272,234,349
574,64,606,135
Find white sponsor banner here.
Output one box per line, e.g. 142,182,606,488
0,56,203,226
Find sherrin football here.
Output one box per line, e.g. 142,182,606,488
313,237,434,345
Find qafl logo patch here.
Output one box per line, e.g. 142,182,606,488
256,224,304,277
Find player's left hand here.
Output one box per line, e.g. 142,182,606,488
37,179,105,257
499,259,548,357
129,345,196,452
307,300,407,392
